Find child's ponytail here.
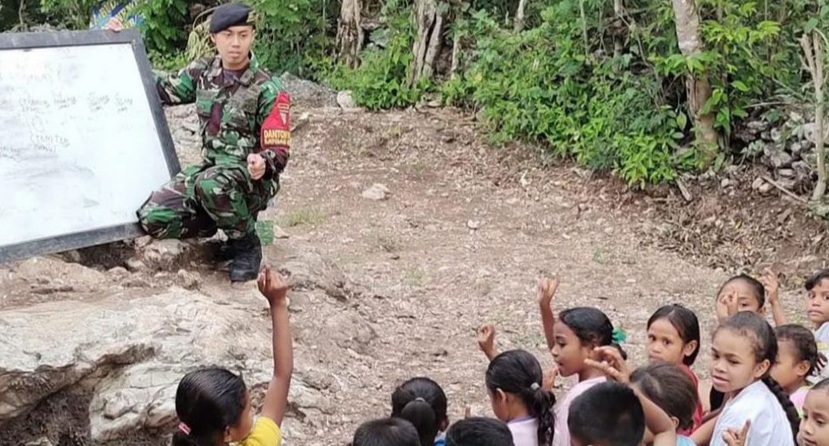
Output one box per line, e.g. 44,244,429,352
391,377,449,446
399,398,438,446
761,376,800,443
170,430,202,446
530,384,556,446
486,350,556,446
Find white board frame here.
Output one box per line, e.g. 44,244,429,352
0,30,180,264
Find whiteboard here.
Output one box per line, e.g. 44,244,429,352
0,30,179,263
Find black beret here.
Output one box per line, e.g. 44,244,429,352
209,3,254,33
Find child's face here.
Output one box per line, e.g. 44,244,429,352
800,389,829,446
551,321,593,377
226,391,255,443
716,279,763,315
806,278,829,327
647,318,696,366
710,329,769,394
771,339,809,393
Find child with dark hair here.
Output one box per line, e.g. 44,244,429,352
353,418,421,446
486,349,556,446
537,278,626,446
772,325,823,414
391,377,450,446
806,269,829,383
710,271,786,411
630,363,699,445
799,378,829,446
646,304,703,432
171,266,293,446
444,417,515,446
707,312,799,445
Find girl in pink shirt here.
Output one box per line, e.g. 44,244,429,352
537,278,624,446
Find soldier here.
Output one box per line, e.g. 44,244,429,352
116,3,291,282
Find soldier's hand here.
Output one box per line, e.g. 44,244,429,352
105,17,124,32
247,153,267,180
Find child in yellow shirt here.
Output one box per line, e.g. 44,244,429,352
171,265,293,446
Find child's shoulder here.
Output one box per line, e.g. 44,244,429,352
239,417,283,446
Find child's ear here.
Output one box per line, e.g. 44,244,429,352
495,388,507,403
670,416,680,429
754,358,772,379
757,305,766,315
796,359,812,378
683,340,699,359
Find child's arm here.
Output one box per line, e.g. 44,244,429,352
690,415,718,446
762,268,787,325
257,266,294,426
476,324,498,361
537,278,559,351
632,386,677,446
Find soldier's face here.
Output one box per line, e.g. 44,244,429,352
212,26,255,70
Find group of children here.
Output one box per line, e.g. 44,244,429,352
161,264,829,446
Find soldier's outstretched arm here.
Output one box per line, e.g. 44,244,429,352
153,59,204,106
256,79,291,179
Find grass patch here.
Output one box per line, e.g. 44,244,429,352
280,208,326,228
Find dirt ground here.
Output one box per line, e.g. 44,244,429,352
2,104,827,445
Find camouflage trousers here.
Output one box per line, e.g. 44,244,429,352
137,164,274,241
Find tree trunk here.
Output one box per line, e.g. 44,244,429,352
514,0,527,32
671,0,719,167
803,33,827,201
450,35,461,77
337,0,363,69
409,0,446,86
613,0,624,57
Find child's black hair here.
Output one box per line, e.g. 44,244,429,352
171,368,247,446
391,377,448,446
647,304,701,366
485,350,556,446
776,324,823,378
717,312,801,442
558,307,627,359
630,362,698,431
353,418,421,446
445,417,515,446
805,268,829,291
718,274,766,308
568,381,644,446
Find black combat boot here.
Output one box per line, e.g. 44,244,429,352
228,232,262,282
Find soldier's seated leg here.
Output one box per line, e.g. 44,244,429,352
192,166,261,282
137,167,218,240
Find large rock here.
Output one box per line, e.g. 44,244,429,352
0,287,320,442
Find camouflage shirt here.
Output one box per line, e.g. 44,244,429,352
154,55,290,181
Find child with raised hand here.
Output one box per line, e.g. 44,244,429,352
805,269,829,382
707,312,800,446
353,418,421,446
171,266,293,446
391,377,450,446
772,325,823,413
574,347,677,446
799,378,829,446
486,349,556,446
646,304,704,432
445,417,515,446
537,277,625,446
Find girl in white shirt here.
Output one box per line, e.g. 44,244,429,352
707,312,801,446
486,349,556,446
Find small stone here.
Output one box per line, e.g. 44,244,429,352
273,225,290,239
790,141,804,157
770,128,783,143
361,183,391,201
764,143,793,168
779,169,796,178
25,438,55,446
747,120,769,132
176,269,200,290
108,267,129,278
752,177,765,190
721,178,732,188
759,183,774,194
467,220,482,230
124,258,146,272
336,90,360,111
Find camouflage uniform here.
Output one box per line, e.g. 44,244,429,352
137,55,291,241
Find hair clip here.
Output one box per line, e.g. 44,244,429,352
530,382,541,391
612,327,627,344
179,422,191,435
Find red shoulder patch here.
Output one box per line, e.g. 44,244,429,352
261,91,291,150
